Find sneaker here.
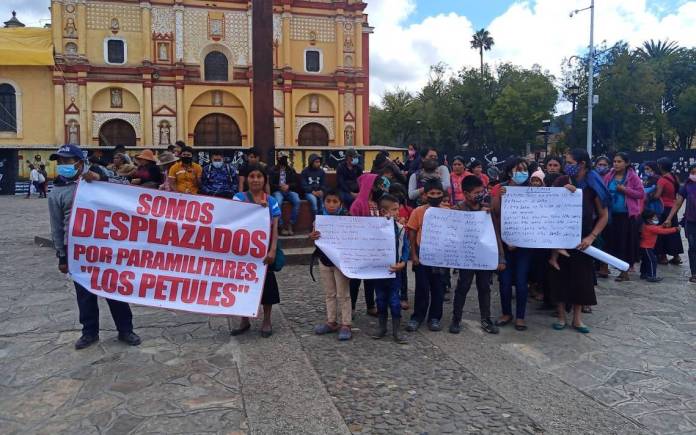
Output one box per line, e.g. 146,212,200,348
428,319,442,332
338,326,352,341
480,319,499,334
314,323,339,335
117,332,142,346
74,334,99,350
406,319,420,332
448,321,461,334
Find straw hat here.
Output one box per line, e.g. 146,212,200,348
135,149,157,162
156,151,179,166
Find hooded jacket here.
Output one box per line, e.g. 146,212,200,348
604,167,644,218
269,159,299,193
349,173,379,217
301,154,327,194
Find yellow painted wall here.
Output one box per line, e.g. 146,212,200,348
295,93,335,117
85,29,145,67
290,41,336,74
91,87,140,112
0,67,55,146
184,86,251,144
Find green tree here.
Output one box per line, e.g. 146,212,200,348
471,29,494,75
670,85,696,150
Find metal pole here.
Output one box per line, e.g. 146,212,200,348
586,0,595,157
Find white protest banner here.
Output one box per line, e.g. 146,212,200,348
501,186,583,249
419,208,499,270
68,181,270,317
315,215,396,279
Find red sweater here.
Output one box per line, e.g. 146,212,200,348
640,224,678,249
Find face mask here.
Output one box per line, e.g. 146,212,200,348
351,157,359,165
380,176,391,191
690,174,696,183
512,171,528,185
181,156,193,164
596,166,609,175
408,149,416,157
212,161,224,169
564,163,580,177
650,218,660,225
57,164,78,179
468,192,486,204
427,196,443,207
423,159,439,171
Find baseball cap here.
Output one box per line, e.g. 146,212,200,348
50,144,85,161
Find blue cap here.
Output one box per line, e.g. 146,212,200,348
50,144,85,161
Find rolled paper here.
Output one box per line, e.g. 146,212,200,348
583,246,630,272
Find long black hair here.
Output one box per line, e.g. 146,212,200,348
657,157,680,191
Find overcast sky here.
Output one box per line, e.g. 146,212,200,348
5,0,696,111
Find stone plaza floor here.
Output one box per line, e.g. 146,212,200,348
1,196,696,434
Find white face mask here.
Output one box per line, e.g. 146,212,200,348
651,218,660,225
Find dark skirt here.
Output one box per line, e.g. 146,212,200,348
547,250,597,306
261,270,280,305
655,207,684,256
604,213,640,266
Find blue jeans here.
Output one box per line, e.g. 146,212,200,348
687,222,696,276
374,278,401,319
411,264,444,323
273,191,300,226
499,248,532,320
305,193,324,216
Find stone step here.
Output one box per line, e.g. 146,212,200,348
279,233,313,249
283,247,315,266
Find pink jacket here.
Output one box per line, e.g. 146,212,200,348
349,173,379,217
603,168,645,218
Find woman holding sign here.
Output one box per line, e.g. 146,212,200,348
491,157,533,331
548,149,609,334
231,165,280,338
602,152,644,282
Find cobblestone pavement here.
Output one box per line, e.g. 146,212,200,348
2,197,696,434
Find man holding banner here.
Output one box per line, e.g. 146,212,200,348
48,144,141,350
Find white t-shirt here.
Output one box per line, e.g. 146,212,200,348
30,169,40,182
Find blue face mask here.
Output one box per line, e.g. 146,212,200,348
512,171,528,185
57,164,78,179
212,161,224,169
564,163,580,177
352,157,359,165
595,166,609,175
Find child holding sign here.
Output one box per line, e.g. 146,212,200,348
450,176,506,335
310,189,353,341
371,194,410,343
406,179,448,332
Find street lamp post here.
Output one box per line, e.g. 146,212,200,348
569,84,580,145
571,0,595,157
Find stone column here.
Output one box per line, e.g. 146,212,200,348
53,80,65,144
175,83,184,143
281,12,291,68
76,1,87,55
284,84,293,146
355,92,364,146
143,81,153,146
78,74,89,144
335,14,344,69
141,2,152,62
52,1,63,55
174,4,184,62
337,89,345,146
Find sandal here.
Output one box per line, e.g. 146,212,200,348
514,322,528,331
552,321,567,330
260,326,273,338
689,276,696,284
615,273,630,282
572,324,590,334
581,306,593,314
669,257,683,265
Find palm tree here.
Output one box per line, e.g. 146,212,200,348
471,29,494,75
636,39,679,60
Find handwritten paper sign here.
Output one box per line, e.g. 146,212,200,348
501,186,583,249
419,208,499,270
315,215,396,279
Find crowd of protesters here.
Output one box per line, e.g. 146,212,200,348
46,141,695,349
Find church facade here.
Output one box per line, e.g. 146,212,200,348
0,0,372,155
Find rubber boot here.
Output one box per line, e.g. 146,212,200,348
392,318,407,344
372,313,388,339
